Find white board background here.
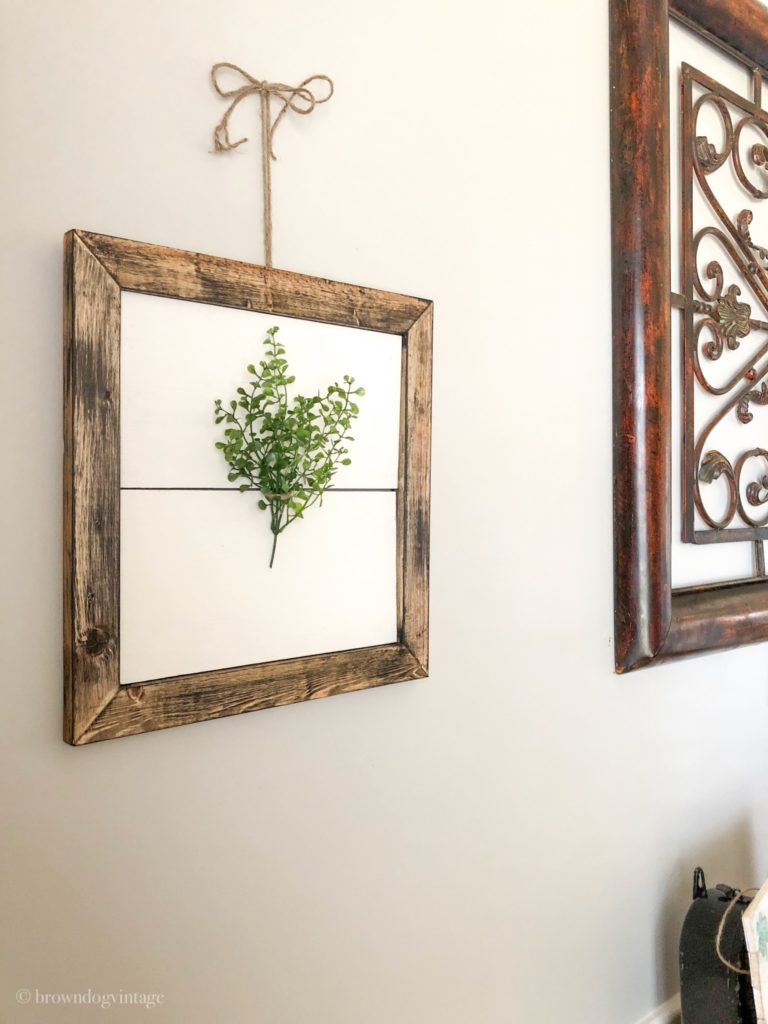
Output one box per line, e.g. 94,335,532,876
121,292,402,489
120,293,402,685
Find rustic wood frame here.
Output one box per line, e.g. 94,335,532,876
611,0,768,672
64,230,432,743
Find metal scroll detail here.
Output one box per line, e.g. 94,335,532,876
682,63,768,545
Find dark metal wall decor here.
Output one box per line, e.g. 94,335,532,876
682,64,768,552
611,0,768,671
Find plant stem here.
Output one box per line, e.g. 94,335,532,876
216,333,362,567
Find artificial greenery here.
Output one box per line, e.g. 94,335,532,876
214,326,364,567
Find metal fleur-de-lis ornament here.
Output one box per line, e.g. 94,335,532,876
209,63,334,267
713,284,751,340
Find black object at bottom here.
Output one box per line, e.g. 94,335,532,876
679,867,756,1024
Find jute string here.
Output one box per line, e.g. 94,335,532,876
715,888,759,974
210,63,334,267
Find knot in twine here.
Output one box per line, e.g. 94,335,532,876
210,64,333,156
210,63,334,267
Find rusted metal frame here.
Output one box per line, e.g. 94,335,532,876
681,66,695,542
611,0,672,671
686,69,768,283
665,6,768,660
682,63,768,543
612,0,768,670
671,0,768,70
755,538,767,576
664,581,768,659
694,526,768,544
675,573,768,596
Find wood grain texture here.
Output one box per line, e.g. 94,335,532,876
395,339,408,634
77,230,430,334
610,0,672,672
64,229,432,742
63,231,122,741
77,644,425,744
400,306,432,670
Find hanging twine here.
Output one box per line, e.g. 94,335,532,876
210,63,334,267
715,888,759,974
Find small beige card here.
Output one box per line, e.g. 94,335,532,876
742,880,768,1023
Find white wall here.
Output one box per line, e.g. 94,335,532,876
2,1,768,1022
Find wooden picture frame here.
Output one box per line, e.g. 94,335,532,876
611,0,768,672
63,230,432,743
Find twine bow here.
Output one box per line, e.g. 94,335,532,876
210,63,334,266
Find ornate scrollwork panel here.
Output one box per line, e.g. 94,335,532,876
682,64,768,548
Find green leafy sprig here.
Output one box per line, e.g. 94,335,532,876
214,326,365,567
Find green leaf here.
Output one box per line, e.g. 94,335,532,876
212,329,363,565
341,458,351,465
